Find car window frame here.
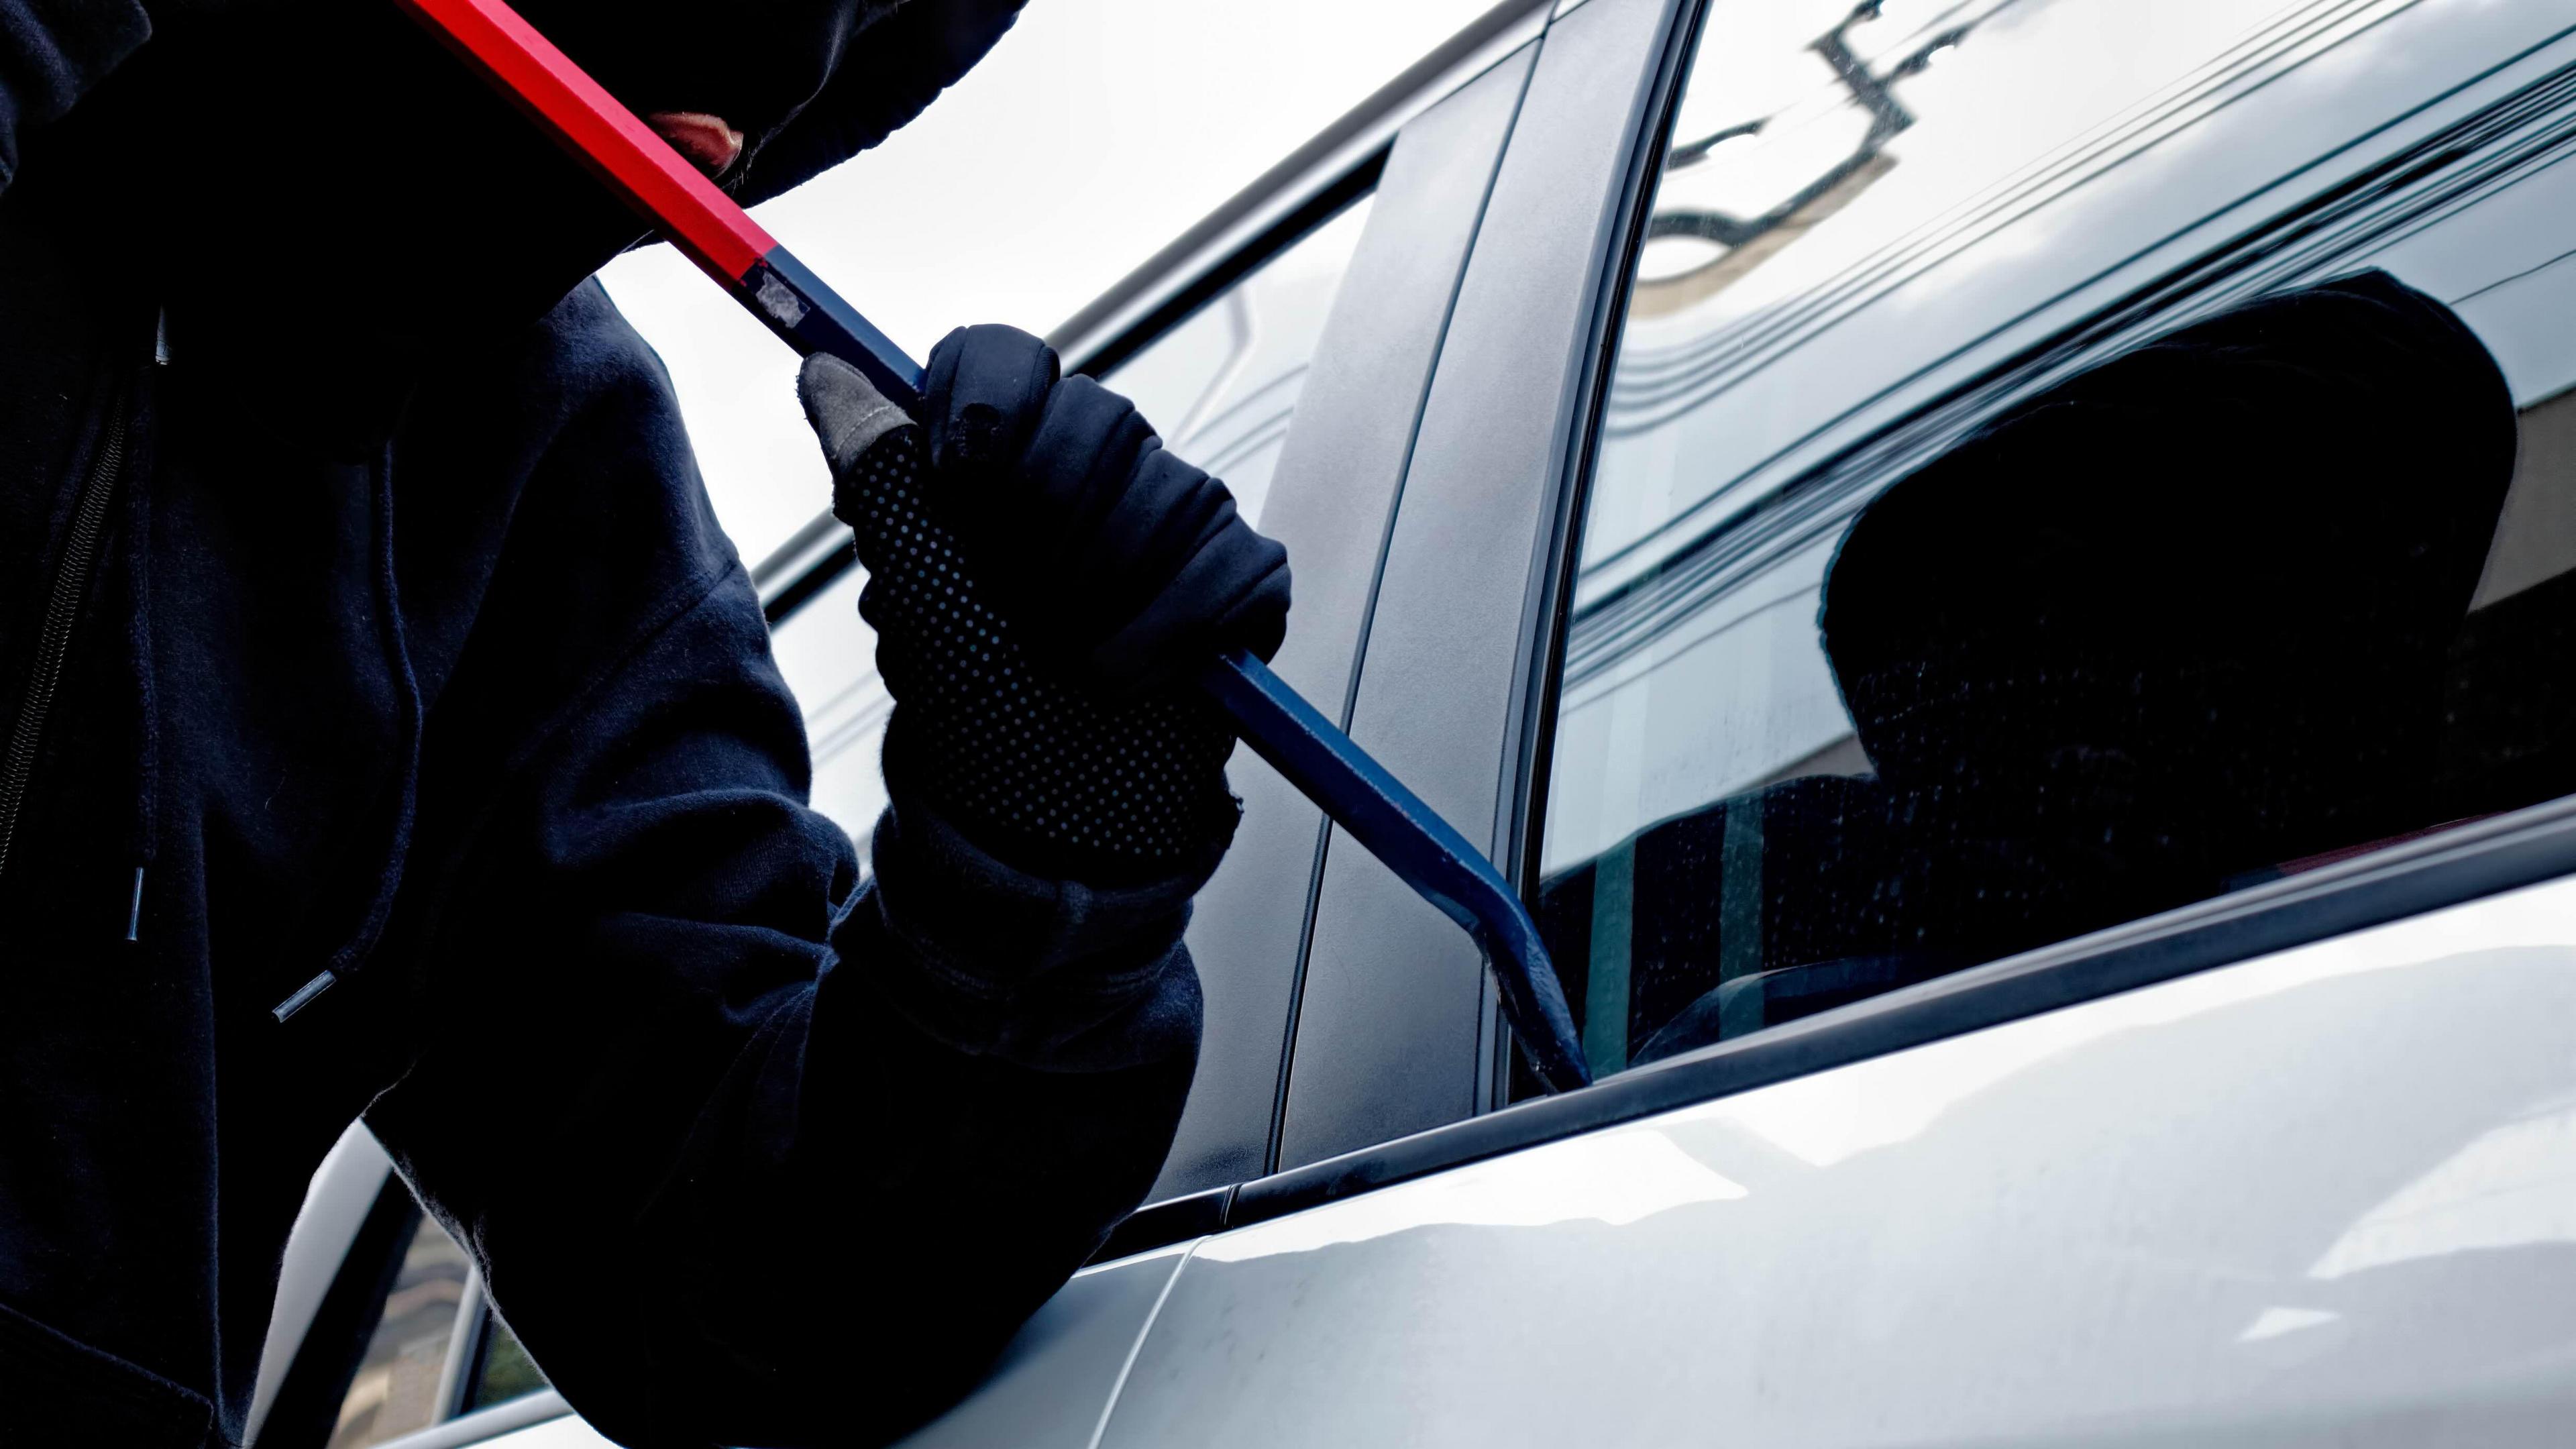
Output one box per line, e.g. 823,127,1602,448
1514,0,2576,1089
1087,0,2576,1254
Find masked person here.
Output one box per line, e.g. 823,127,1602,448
0,3,1289,1446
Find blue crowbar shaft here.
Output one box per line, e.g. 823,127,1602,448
396,0,1591,1091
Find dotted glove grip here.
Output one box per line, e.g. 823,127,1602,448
837,423,1242,885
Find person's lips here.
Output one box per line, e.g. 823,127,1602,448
645,111,745,176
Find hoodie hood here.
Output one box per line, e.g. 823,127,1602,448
727,0,1028,207
9,0,1025,450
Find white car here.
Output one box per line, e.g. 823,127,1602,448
249,0,2576,1444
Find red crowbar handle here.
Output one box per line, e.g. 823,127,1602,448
391,0,924,413
388,0,1591,1092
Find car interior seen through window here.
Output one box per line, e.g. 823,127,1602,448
1527,0,2576,1086
765,194,1378,851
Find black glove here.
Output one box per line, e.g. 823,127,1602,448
918,324,1291,690
798,327,1291,885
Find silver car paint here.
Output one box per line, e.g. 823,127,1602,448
1097,871,2576,1446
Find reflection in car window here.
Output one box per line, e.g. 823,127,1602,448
1527,0,2576,1085
768,193,1377,848
327,1213,472,1448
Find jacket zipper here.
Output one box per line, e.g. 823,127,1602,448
0,406,129,883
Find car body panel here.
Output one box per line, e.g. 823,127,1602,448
1101,873,2576,1446
893,1246,1190,1449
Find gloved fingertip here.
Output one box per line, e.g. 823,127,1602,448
926,326,974,378
932,324,1059,472
1238,549,1293,664
1242,608,1289,665
798,349,857,401
799,352,911,475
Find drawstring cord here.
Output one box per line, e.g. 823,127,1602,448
274,447,424,1021
128,323,165,943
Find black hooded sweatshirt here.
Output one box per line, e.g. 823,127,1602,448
0,4,1210,1447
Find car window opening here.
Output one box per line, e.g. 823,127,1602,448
1519,0,2576,1093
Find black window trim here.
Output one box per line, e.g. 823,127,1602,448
1487,0,1708,1109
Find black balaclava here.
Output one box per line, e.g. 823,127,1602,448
1820,269,2518,877
9,0,1025,451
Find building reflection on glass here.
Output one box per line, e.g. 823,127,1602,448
1635,0,2006,315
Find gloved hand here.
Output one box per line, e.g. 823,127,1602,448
798,325,1291,885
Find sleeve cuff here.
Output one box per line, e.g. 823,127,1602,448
837,793,1208,1073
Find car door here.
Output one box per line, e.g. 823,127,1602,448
1075,0,2576,1441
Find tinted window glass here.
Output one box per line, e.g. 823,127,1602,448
327,1214,472,1448
1531,0,2576,1081
769,194,1377,847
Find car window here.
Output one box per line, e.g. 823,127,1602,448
467,1310,551,1412
1526,0,2576,1084
767,193,1378,849
326,1212,473,1449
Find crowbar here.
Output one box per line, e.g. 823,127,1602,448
393,0,1591,1092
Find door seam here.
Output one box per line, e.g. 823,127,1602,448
1267,29,1551,1177
1084,1240,1198,1449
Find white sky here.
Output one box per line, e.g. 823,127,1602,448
601,0,1504,568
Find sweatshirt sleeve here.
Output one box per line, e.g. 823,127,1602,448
0,0,152,193
358,288,1204,1449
